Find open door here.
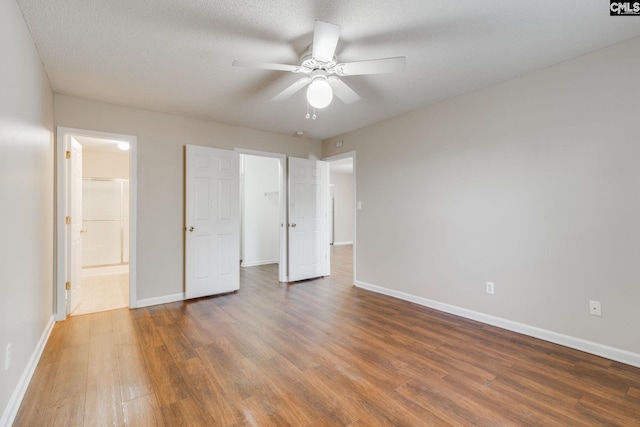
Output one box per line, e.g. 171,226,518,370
67,137,83,314
288,157,330,281
185,145,240,299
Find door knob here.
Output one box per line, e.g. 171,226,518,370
187,226,195,232
290,223,297,228
80,229,87,234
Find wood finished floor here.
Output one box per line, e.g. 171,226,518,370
15,245,640,426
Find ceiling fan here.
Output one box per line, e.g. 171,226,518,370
232,20,406,111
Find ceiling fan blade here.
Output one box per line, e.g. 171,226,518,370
336,56,406,76
271,77,311,102
328,77,360,105
233,60,299,73
312,20,340,62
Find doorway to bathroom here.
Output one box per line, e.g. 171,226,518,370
56,128,137,319
73,136,130,315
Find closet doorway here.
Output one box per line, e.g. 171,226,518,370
238,150,287,282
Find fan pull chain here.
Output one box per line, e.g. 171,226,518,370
305,102,317,120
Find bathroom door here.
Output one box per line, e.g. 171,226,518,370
67,138,83,314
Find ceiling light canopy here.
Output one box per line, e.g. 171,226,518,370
306,77,333,109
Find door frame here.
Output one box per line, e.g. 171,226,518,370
55,127,138,320
323,151,357,285
235,148,288,282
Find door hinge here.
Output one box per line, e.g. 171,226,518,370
65,216,71,224
66,150,71,159
65,281,71,290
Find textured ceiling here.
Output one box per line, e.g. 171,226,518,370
16,0,640,140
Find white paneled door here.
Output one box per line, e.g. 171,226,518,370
67,137,83,314
288,157,330,282
185,145,240,299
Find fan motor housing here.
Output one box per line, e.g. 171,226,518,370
300,44,337,72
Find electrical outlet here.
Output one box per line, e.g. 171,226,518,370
589,300,601,316
486,282,494,294
4,343,11,371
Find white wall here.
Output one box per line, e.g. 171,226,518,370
0,0,54,423
54,95,322,303
83,149,129,179
323,37,640,362
242,155,280,267
330,171,354,244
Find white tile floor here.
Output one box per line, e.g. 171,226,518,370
71,272,129,316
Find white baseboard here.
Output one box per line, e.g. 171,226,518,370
135,293,184,308
82,264,129,277
355,280,640,369
1,316,55,427
241,259,278,267
332,241,353,246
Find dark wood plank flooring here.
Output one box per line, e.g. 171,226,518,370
15,245,640,426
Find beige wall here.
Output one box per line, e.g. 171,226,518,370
55,95,322,301
0,0,54,422
323,37,640,357
82,149,129,179
330,172,354,244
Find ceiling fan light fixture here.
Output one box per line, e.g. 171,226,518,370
306,78,333,109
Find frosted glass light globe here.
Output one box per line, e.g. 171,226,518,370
306,78,333,109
